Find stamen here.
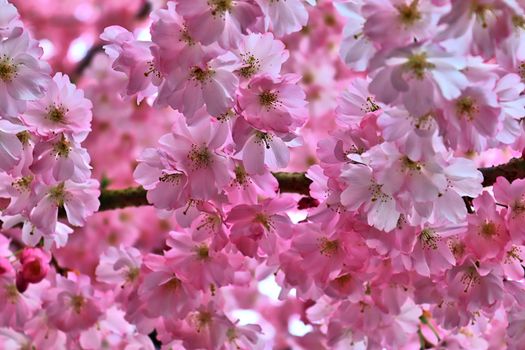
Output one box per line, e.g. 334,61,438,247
49,182,67,207
254,213,273,231
401,156,422,172
254,131,273,149
53,136,71,158
259,90,280,110
404,53,435,79
459,267,479,293
209,0,233,17
420,228,439,249
318,237,339,256
187,144,213,169
46,104,68,123
239,53,261,78
70,295,85,313
12,175,33,192
396,0,421,27
455,96,478,121
0,54,18,82
190,66,214,83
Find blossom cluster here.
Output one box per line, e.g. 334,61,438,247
1,0,525,349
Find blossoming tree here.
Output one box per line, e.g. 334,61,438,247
1,0,525,348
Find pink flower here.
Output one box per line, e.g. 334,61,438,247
30,134,92,182
362,0,441,49
30,180,100,234
440,85,501,152
134,146,189,211
336,77,383,128
233,118,291,175
0,119,25,172
138,254,201,320
164,232,234,291
0,0,18,32
336,1,377,72
143,116,233,201
176,0,263,48
432,157,483,224
495,73,525,144
341,164,400,232
445,261,504,312
494,177,525,242
255,0,309,37
289,223,348,288
369,43,468,116
101,26,157,102
239,74,308,134
44,273,103,332
156,53,240,118
235,32,289,80
464,192,509,260
95,245,142,287
18,247,50,285
227,197,295,257
21,221,73,249
438,0,520,58
151,2,206,73
22,73,92,142
0,27,50,116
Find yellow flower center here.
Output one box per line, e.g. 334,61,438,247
0,55,17,82
396,0,422,27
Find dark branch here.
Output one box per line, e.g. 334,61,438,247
96,158,525,212
99,186,149,211
479,157,525,187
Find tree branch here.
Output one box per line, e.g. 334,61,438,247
479,157,525,187
96,158,525,212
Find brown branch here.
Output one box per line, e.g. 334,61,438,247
479,157,525,187
96,158,525,212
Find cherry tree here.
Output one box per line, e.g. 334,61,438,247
1,0,525,349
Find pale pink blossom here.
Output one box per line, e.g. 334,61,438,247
101,25,158,102
0,119,25,172
165,231,234,290
233,118,291,175
494,177,525,242
341,164,400,232
96,245,142,287
335,1,377,72
30,134,92,182
134,147,190,211
0,27,50,116
235,32,289,80
227,197,295,257
362,0,441,49
255,0,309,37
22,73,92,142
369,43,469,116
156,52,240,118
176,0,263,48
44,273,103,332
30,179,100,234
239,74,308,134
138,254,201,320
465,192,509,260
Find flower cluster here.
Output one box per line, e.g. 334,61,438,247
1,0,525,349
0,1,100,249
